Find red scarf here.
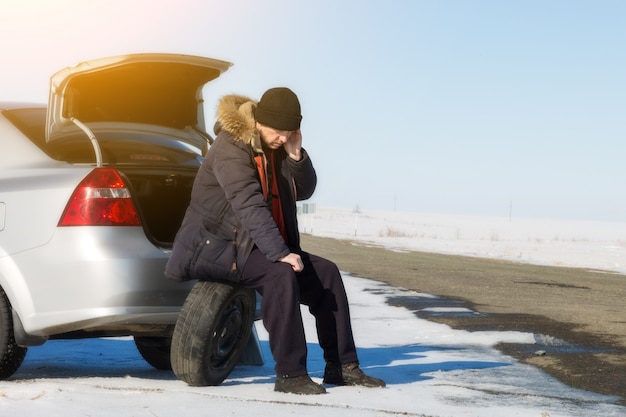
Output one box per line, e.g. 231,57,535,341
270,151,287,242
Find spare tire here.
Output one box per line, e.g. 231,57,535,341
171,281,256,386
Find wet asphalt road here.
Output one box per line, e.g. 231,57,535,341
300,234,626,405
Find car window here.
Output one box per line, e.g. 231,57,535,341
2,107,47,148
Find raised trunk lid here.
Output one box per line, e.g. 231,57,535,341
46,53,232,149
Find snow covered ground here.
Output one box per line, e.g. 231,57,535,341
1,208,625,417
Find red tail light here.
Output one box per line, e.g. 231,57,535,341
59,168,141,226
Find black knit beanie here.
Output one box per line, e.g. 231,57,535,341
255,87,302,131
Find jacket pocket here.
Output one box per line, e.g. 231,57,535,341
190,228,239,282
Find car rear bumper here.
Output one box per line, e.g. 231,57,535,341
1,226,194,337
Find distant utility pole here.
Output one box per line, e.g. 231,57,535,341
353,204,360,236
509,200,513,222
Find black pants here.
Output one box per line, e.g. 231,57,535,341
241,247,358,378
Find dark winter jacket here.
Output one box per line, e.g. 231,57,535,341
165,94,317,282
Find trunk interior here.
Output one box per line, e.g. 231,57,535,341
119,167,197,247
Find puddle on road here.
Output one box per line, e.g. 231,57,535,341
386,293,486,319
384,292,614,355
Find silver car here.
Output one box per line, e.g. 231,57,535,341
0,54,260,381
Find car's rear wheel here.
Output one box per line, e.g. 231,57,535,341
134,336,172,370
0,287,28,380
170,281,255,386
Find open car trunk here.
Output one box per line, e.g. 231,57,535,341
7,105,203,248
44,127,204,247
41,53,232,247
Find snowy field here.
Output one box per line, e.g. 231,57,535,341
300,207,626,275
1,207,625,417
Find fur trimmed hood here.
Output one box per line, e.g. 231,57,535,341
214,94,263,153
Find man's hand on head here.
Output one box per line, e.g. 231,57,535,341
284,129,302,161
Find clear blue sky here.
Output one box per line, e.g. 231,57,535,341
2,0,625,222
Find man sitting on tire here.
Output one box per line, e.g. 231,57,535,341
166,87,385,395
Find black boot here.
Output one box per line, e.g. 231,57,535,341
274,375,326,395
323,362,386,387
